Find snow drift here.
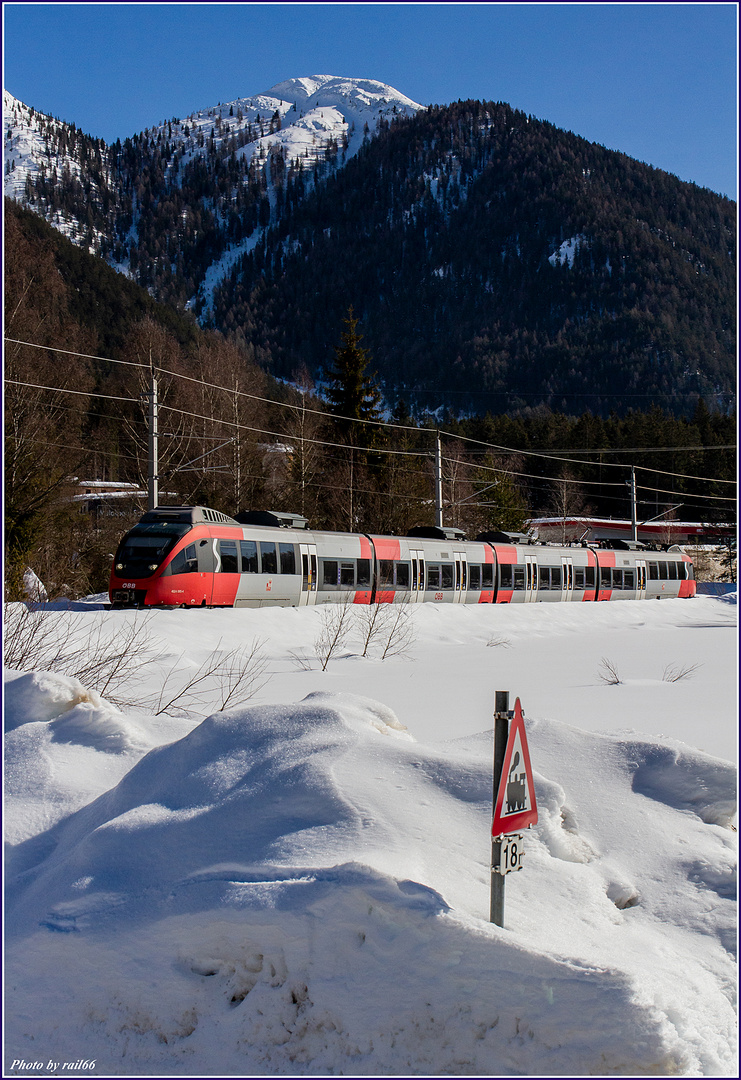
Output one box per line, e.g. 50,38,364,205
3,595,737,1075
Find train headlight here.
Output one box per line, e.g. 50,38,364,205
148,563,158,571
116,563,123,571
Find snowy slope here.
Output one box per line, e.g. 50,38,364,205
3,90,115,247
4,76,422,303
3,593,737,1076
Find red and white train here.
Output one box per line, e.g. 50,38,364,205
108,506,696,609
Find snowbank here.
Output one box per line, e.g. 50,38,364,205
3,597,737,1075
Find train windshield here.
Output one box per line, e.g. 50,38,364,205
114,523,191,578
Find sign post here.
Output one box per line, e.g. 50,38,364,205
489,691,512,926
490,693,538,927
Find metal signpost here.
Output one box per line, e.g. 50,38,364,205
490,692,538,927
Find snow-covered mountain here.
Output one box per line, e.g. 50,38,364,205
3,76,422,306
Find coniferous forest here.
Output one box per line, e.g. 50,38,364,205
210,101,735,417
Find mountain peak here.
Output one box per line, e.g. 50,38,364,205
263,75,422,114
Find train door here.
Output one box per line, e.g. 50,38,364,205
409,548,425,602
299,543,318,606
524,555,538,602
195,537,216,605
561,556,574,602
635,559,647,599
454,551,468,603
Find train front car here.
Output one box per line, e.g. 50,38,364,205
109,506,241,608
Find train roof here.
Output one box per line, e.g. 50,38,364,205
142,506,239,526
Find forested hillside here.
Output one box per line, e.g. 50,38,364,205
7,90,735,420
214,100,736,416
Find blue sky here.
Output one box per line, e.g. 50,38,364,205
2,2,737,197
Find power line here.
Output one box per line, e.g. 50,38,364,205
9,336,734,476
5,379,140,405
7,371,737,491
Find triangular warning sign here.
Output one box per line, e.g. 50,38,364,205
492,698,538,836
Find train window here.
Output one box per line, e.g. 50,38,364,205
482,564,493,588
240,540,258,573
513,567,525,590
279,543,296,575
418,561,425,591
648,562,659,580
611,568,623,589
169,544,198,575
574,567,585,589
427,564,441,589
396,562,410,589
260,542,278,575
379,560,394,588
658,561,668,579
551,566,562,589
624,569,635,590
686,562,694,580
600,567,612,589
441,564,454,589
470,564,482,590
322,560,338,586
340,562,355,587
357,559,371,587
539,567,550,590
585,566,595,588
668,562,678,580
219,540,239,574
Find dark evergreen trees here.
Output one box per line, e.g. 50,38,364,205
324,308,383,445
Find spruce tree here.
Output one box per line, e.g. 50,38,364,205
325,307,382,446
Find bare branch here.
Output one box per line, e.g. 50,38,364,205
598,657,622,685
662,662,701,683
315,596,355,670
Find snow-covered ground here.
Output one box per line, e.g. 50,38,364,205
3,593,737,1076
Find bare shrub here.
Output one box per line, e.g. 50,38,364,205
598,657,622,685
4,603,270,714
354,602,390,657
376,599,416,661
152,637,270,715
288,649,314,671
486,635,512,649
662,662,701,683
315,596,355,671
3,602,162,705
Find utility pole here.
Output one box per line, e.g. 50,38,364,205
147,370,159,511
435,432,443,528
628,467,637,542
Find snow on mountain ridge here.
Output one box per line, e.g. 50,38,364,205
4,76,422,309
265,74,423,112
4,76,422,267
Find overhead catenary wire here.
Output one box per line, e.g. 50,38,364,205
438,428,738,483
7,371,737,495
7,336,736,484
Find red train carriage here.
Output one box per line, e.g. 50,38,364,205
109,507,695,609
